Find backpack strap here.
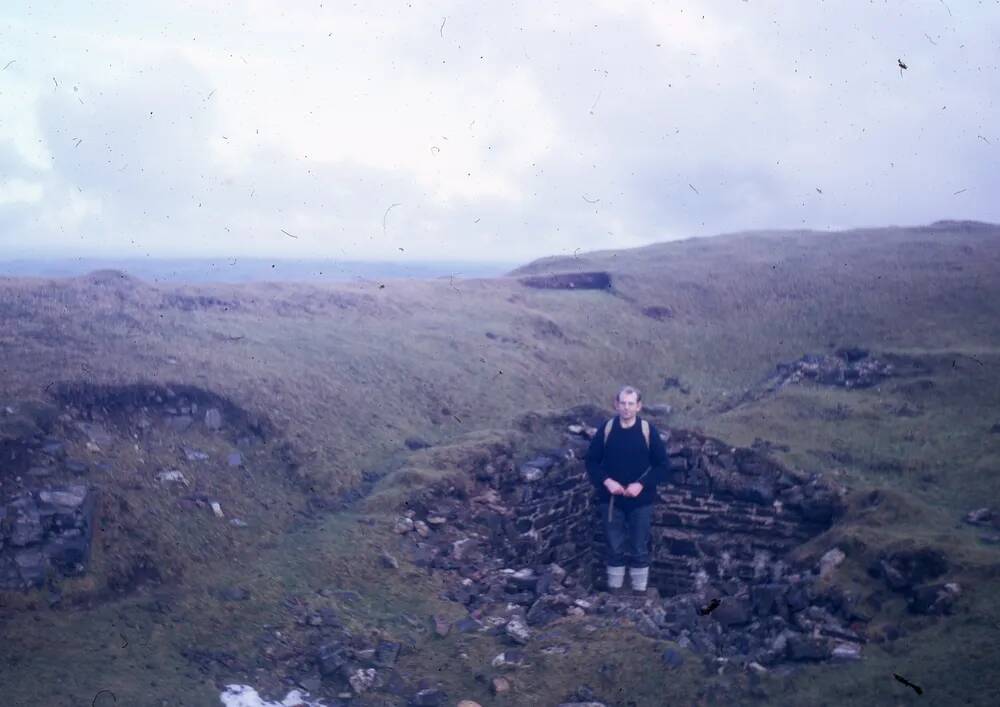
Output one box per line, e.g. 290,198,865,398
603,417,651,450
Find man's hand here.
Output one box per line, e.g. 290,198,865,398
624,482,643,498
603,478,626,496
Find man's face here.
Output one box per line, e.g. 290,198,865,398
615,392,641,421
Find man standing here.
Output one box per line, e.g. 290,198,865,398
585,386,671,594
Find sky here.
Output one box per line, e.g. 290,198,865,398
0,0,997,263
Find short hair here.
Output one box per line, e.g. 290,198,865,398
616,385,642,403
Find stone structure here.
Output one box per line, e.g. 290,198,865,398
640,428,837,595
394,408,864,669
0,484,96,589
518,271,613,290
483,421,840,597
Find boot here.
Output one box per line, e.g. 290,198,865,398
629,566,649,595
607,565,625,593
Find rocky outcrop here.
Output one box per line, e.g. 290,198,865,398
770,349,894,390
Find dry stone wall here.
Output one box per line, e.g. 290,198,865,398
640,429,837,595
489,422,841,597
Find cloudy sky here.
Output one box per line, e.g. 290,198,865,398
0,0,997,262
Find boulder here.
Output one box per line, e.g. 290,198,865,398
818,548,846,578
349,667,377,694
505,617,531,644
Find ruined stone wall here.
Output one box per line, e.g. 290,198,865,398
486,425,840,597
493,446,594,577
596,429,839,594
0,484,96,590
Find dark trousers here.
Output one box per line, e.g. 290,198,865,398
600,501,653,568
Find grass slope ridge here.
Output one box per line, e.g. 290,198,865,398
1,221,999,704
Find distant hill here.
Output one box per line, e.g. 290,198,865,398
0,257,518,283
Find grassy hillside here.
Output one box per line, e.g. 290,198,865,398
2,220,999,705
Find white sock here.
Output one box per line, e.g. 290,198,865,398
607,565,625,589
630,566,649,592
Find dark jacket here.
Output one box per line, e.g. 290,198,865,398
585,415,672,507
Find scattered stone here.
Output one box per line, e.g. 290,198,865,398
184,447,209,462
380,551,399,569
432,615,451,637
819,548,846,578
348,667,376,694
204,408,223,430
229,518,248,527
454,617,483,634
458,702,483,707
491,650,528,669
210,501,224,518
157,470,189,486
509,568,538,590
394,517,415,534
831,643,862,660
505,617,531,644
426,515,447,526
413,520,431,538
491,677,511,695
964,508,995,527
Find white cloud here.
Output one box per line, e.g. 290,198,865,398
0,0,997,260
0,178,44,205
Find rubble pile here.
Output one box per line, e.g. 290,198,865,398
769,348,894,390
